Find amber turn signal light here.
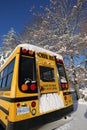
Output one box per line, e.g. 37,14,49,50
21,84,28,91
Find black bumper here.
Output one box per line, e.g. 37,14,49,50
7,105,73,130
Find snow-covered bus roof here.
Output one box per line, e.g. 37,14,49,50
18,44,63,60
0,44,63,68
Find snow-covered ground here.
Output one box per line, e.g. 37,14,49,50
37,99,87,130
56,99,87,130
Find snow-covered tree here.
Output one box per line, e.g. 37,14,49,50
3,27,18,48
18,0,87,99
0,28,18,67
0,0,86,99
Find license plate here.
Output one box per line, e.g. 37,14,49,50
17,106,30,115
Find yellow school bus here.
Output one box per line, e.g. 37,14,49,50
0,44,73,130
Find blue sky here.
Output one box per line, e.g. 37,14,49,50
0,0,86,66
0,0,49,46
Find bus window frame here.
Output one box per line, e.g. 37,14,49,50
56,62,68,90
39,66,55,82
0,58,15,91
18,55,37,93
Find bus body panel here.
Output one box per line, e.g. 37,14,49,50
7,105,73,130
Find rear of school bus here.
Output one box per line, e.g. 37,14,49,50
0,44,73,130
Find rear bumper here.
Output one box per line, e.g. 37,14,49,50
7,105,73,130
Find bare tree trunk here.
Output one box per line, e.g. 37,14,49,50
71,55,80,100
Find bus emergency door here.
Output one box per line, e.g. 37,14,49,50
36,52,64,114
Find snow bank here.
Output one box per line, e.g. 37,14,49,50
78,99,87,105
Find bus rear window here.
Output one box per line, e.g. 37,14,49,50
19,56,36,90
57,63,67,83
40,66,55,82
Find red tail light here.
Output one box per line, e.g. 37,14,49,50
61,84,65,89
30,84,36,91
57,59,63,63
17,103,20,107
31,101,36,107
21,48,34,55
22,49,28,54
64,96,67,100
